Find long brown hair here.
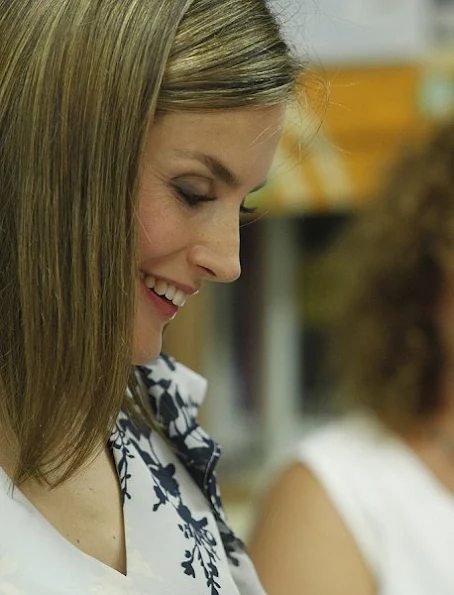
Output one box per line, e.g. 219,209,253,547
0,0,303,485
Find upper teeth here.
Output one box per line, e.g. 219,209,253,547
140,273,187,308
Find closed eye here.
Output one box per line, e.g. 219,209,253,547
173,185,258,215
172,186,215,208
240,202,258,215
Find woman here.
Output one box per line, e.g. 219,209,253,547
0,1,302,592
250,120,454,595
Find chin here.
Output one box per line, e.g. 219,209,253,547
132,336,162,366
132,303,165,365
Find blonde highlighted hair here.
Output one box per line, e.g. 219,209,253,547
0,0,303,485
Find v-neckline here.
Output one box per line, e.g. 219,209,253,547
0,447,129,580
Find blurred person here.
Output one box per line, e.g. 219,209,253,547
0,1,303,593
249,120,454,595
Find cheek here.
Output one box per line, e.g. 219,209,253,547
137,198,188,262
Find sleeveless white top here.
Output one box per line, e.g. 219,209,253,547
0,355,265,595
293,413,454,595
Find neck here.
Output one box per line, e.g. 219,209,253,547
0,425,106,490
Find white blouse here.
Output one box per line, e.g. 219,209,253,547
0,355,265,595
294,413,454,595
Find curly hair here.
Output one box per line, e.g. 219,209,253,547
326,120,454,434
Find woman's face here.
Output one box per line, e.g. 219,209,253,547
133,105,285,364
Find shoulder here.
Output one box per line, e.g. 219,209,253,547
295,412,387,461
293,413,394,498
248,462,375,595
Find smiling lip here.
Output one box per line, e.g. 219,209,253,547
139,272,199,297
139,279,179,320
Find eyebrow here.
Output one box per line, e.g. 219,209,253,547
174,150,267,193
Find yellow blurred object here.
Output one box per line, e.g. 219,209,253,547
259,65,432,213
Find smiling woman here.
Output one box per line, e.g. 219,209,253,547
135,108,285,363
0,0,303,593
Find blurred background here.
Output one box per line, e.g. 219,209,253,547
163,0,454,539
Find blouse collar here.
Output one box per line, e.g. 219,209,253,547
136,354,245,566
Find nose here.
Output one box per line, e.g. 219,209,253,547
189,223,241,283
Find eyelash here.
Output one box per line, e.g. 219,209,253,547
174,187,258,215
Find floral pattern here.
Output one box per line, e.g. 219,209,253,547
137,356,245,566
108,354,248,594
113,416,222,595
0,354,265,594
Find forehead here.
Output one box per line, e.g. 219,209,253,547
146,106,285,180
153,106,285,138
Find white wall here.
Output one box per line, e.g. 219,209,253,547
270,0,430,64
